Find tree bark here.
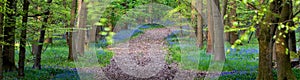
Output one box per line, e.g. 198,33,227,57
223,0,230,42
275,0,296,79
33,0,52,69
212,0,225,61
18,0,29,76
3,0,17,72
257,0,278,79
196,0,203,48
68,0,77,61
229,1,238,45
206,0,214,54
76,0,86,56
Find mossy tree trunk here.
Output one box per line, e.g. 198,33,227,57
275,0,296,79
257,0,278,79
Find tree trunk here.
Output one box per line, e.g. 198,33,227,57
212,0,225,61
222,0,230,42
206,0,214,54
229,1,238,45
196,1,203,48
3,0,17,72
18,0,29,76
33,0,52,69
89,25,97,42
76,0,86,56
0,2,3,79
257,0,278,79
275,0,296,79
68,0,77,61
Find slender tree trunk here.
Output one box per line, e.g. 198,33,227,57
206,0,214,54
191,0,196,36
229,1,238,45
68,0,77,61
89,25,97,42
196,0,203,48
222,0,230,42
18,0,29,76
212,0,225,61
287,3,297,65
33,0,52,69
3,0,17,72
76,0,86,55
257,1,278,79
275,0,296,79
0,2,3,79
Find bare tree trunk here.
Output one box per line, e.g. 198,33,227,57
33,0,52,69
89,25,97,42
3,0,17,72
76,0,86,55
206,0,214,54
212,0,225,61
275,0,296,79
68,0,77,61
18,0,29,76
196,0,203,48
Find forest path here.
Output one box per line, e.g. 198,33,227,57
77,28,205,80
102,28,182,79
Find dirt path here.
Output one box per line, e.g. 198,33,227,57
102,28,179,79
77,28,203,80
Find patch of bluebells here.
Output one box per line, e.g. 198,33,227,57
165,31,179,46
226,48,259,54
113,30,132,42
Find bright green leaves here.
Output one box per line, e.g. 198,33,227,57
95,18,108,26
101,32,108,35
233,22,239,27
285,48,289,55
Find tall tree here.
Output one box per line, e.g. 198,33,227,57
222,0,230,42
196,0,203,48
3,0,17,71
212,0,225,61
76,0,86,56
18,0,29,76
275,0,296,79
206,0,214,54
68,0,77,61
229,0,238,45
257,0,277,79
33,0,52,69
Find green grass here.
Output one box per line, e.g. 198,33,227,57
9,39,115,79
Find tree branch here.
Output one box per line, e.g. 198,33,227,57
293,10,300,18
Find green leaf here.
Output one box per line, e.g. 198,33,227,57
285,48,289,55
100,18,108,23
94,22,104,26
233,22,238,27
101,32,108,35
104,27,111,31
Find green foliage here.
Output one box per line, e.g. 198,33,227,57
3,67,77,80
97,49,114,67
